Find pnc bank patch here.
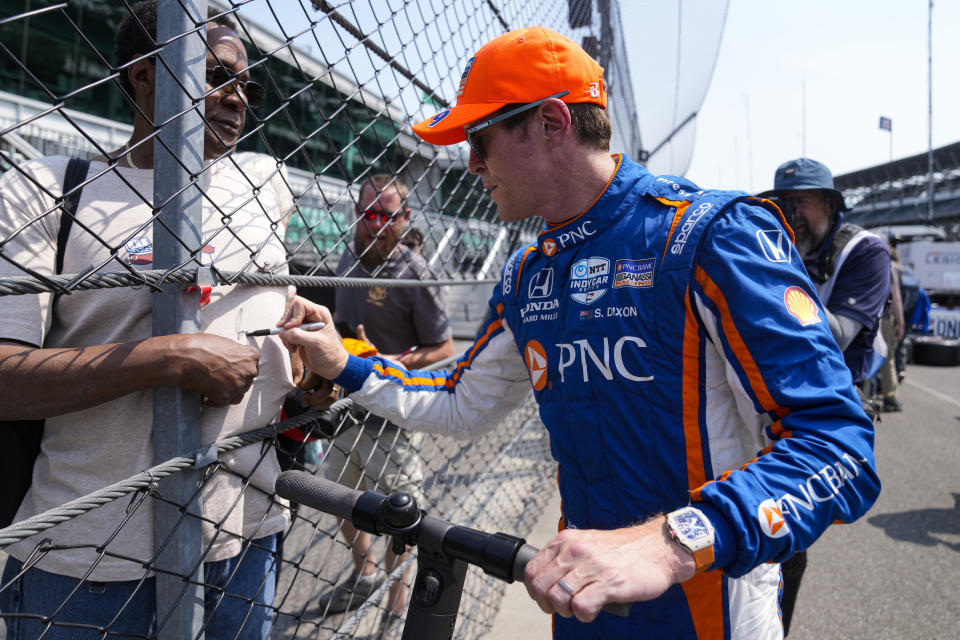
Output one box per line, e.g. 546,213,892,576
613,258,654,289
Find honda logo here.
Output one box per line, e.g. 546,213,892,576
528,268,554,298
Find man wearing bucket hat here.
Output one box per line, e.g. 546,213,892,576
758,158,890,636
281,27,880,639
760,158,891,388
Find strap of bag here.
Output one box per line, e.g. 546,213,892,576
55,157,91,275
0,158,90,528
820,223,863,283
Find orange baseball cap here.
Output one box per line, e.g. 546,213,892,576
412,26,606,146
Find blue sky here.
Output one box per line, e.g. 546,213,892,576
684,0,960,192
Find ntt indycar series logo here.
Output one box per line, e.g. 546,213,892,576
570,257,610,305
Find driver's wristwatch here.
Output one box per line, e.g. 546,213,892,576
665,506,715,572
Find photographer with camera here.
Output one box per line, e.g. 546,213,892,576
759,158,889,635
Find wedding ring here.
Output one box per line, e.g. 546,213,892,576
557,579,576,596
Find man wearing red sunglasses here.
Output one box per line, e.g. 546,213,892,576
351,175,414,272
306,175,452,634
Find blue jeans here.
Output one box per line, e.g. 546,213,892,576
1,533,278,639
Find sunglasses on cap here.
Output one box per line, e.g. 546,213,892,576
464,90,569,161
206,66,264,108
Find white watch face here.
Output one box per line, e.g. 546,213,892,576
674,510,709,540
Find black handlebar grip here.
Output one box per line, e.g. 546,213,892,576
511,543,631,618
275,471,360,521
512,543,538,582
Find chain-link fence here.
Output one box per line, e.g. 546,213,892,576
0,1,639,637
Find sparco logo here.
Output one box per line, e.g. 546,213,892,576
669,202,713,255
501,254,517,295
557,336,653,383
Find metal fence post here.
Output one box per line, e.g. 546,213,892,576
152,0,208,637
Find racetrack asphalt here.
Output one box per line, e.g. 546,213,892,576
487,361,960,639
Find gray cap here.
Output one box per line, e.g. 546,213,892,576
758,158,850,211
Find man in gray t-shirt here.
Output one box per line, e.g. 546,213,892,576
317,175,453,631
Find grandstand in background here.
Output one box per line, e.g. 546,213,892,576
837,140,960,238
0,0,652,279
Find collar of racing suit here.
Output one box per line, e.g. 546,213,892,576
534,154,656,258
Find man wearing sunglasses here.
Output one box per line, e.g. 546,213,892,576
304,175,452,633
280,26,880,639
0,3,289,638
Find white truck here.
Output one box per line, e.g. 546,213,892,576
897,241,960,295
897,240,960,364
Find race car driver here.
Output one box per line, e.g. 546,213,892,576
279,26,880,640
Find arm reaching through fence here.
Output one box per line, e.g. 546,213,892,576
278,294,532,440
0,333,260,420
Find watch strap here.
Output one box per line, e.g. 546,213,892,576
665,507,716,572
690,542,715,572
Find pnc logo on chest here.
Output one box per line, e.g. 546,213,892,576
524,339,549,391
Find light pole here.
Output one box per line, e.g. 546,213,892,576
927,0,935,223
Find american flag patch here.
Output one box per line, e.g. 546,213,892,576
457,57,476,96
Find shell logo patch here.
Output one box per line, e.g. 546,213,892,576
784,286,821,326
524,339,548,391
541,238,557,257
758,499,790,538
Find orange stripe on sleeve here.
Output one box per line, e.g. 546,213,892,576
695,266,788,419
373,309,506,390
689,480,712,502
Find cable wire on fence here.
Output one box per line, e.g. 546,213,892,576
0,268,498,297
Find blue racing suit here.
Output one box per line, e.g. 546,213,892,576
334,155,881,639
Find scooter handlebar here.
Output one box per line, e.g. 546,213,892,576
275,471,631,618
275,470,360,521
